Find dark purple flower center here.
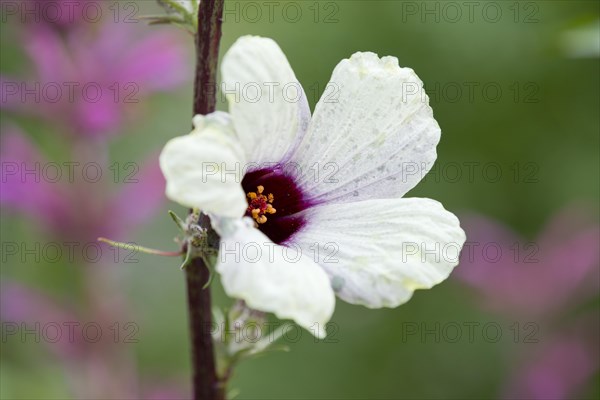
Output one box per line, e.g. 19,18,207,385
242,166,314,245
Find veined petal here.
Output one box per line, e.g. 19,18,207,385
222,36,310,165
159,112,247,218
292,198,465,308
216,219,335,338
290,52,440,204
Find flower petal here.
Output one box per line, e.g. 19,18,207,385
159,112,247,218
290,52,440,204
216,219,335,337
222,36,310,165
292,198,465,308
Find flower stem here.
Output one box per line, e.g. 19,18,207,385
186,1,225,400
193,0,224,116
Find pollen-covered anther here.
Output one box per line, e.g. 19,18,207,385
246,185,276,224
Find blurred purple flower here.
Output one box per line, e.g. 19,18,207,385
456,206,599,318
1,21,188,138
104,152,167,237
455,206,600,399
6,0,97,28
0,281,82,359
1,7,184,400
0,126,70,230
503,316,599,400
1,280,188,399
0,126,166,240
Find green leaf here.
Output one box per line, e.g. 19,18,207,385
179,242,193,270
168,210,187,231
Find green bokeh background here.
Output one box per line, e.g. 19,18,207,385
1,1,599,399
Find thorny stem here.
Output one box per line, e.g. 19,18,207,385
186,1,225,399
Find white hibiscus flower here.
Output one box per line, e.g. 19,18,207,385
160,36,466,338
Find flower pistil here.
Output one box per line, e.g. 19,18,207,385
247,185,276,224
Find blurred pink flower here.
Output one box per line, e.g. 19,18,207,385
1,8,182,400
0,126,70,230
0,281,82,360
6,0,97,28
456,206,599,318
1,280,189,399
1,21,188,137
455,206,600,400
104,151,167,237
503,317,599,400
0,126,166,240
